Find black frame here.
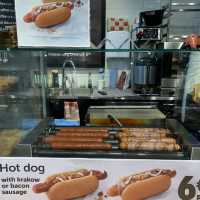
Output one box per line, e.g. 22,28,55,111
47,0,106,68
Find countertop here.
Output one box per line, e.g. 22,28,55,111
48,88,177,101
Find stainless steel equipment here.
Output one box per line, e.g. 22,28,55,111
31,118,200,160
161,78,182,96
136,27,162,41
86,105,166,126
133,58,157,85
164,42,184,49
136,9,165,42
133,57,158,94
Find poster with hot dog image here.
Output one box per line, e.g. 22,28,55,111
15,0,90,47
0,158,200,200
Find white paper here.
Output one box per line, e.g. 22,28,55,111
0,158,200,200
15,0,90,47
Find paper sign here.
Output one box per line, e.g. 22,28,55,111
15,0,90,47
0,158,200,200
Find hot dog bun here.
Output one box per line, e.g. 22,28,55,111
35,7,71,28
47,175,99,200
121,175,171,200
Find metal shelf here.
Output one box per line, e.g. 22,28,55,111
32,148,186,160
0,47,199,53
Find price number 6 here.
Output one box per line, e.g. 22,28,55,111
178,176,196,200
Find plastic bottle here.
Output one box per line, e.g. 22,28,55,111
64,102,70,119
98,68,105,90
88,72,93,89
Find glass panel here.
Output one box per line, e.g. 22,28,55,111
169,0,200,41
0,50,44,156
179,51,200,140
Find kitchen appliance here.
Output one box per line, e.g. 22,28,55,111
31,118,200,160
161,78,182,97
136,27,162,41
136,9,165,41
132,57,159,94
140,9,164,27
86,105,166,126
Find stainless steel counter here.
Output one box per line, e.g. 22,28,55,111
48,88,177,101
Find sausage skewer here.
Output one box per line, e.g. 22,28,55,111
44,136,104,144
120,142,180,151
120,137,176,144
56,132,109,138
50,142,112,150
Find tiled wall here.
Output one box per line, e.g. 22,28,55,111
106,0,143,26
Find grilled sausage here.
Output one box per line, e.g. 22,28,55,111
50,142,112,150
44,136,104,144
120,142,180,151
56,132,109,138
118,132,167,139
58,128,108,133
120,137,177,144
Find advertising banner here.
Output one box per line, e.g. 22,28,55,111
0,158,200,200
15,0,90,47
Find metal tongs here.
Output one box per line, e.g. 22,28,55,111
107,114,123,127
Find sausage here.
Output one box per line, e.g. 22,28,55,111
107,169,176,200
59,128,108,133
43,0,74,9
33,169,107,193
121,128,171,134
50,142,112,150
120,137,177,144
44,136,104,144
56,132,109,138
118,132,167,139
23,12,35,23
120,142,180,151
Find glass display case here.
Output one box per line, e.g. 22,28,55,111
0,49,199,160
0,0,200,160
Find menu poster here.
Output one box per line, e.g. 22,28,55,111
0,0,16,31
0,158,200,200
15,0,90,47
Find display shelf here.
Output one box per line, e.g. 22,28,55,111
0,47,199,53
48,88,177,101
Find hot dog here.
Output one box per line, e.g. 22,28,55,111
59,127,108,133
33,169,107,200
118,131,167,139
120,141,180,151
23,2,73,28
44,135,104,144
118,129,168,139
50,142,112,150
120,137,177,144
56,132,109,138
107,169,176,200
121,128,171,134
